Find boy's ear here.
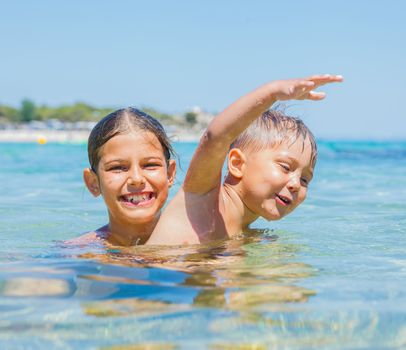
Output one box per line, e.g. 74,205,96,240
83,168,101,197
227,148,246,179
167,160,176,188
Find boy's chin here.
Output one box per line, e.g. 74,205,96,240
262,209,290,221
264,215,283,221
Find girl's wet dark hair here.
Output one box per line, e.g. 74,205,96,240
88,107,175,173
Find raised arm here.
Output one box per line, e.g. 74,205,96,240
183,74,343,194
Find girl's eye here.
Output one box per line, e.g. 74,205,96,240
109,165,127,172
145,163,161,169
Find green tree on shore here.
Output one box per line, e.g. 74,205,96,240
0,100,198,127
20,99,37,122
184,111,197,125
0,105,19,123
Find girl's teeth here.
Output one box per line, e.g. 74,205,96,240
127,194,149,203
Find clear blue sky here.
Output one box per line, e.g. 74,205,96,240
1,0,405,139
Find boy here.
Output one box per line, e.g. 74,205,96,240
147,75,343,245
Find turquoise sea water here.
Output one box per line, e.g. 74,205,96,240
0,140,405,349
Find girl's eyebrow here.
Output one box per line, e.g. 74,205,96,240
103,156,164,164
140,154,168,162
143,156,163,160
103,159,127,165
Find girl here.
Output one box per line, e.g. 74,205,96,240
69,107,176,246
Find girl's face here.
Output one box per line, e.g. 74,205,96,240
84,131,176,229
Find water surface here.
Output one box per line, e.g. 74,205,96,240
0,140,405,349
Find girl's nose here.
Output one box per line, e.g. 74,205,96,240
127,168,145,186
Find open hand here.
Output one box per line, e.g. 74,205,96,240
272,74,343,101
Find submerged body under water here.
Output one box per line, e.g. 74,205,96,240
0,140,405,349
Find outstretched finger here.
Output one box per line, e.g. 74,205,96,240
306,91,327,100
296,80,316,88
307,74,344,86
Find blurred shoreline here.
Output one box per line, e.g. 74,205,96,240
1,128,403,144
0,128,202,143
0,106,211,143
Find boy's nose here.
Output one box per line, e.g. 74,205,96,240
287,174,300,192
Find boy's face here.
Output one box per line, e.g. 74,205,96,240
237,136,314,221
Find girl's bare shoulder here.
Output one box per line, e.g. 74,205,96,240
63,226,109,246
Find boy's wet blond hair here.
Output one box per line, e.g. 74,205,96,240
230,109,318,168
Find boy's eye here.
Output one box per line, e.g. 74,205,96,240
300,177,310,186
279,163,290,172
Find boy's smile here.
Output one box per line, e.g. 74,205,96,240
235,136,314,223
274,193,292,206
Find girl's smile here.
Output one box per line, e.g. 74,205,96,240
119,191,156,207
84,130,176,238
76,107,176,247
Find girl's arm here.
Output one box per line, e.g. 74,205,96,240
183,74,343,194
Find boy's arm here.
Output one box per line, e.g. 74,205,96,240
184,74,343,194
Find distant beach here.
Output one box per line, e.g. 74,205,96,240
0,102,212,144
0,129,89,143
0,128,202,143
